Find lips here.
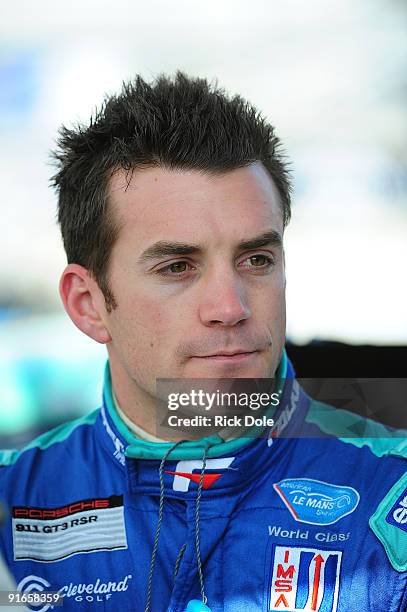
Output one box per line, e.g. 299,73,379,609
191,350,258,363
197,349,257,358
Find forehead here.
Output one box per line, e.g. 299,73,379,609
108,162,284,248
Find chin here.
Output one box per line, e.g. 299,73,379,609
187,360,272,380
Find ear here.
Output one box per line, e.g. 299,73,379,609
59,264,112,344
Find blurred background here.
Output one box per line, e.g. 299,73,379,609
1,0,406,446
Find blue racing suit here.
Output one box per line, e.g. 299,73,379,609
0,354,406,611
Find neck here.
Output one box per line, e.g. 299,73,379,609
107,351,288,443
108,357,169,439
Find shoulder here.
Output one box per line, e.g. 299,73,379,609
0,409,100,471
306,398,407,460
305,399,407,572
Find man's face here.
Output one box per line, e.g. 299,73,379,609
104,162,286,398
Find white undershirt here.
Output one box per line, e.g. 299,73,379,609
113,390,169,443
112,389,237,442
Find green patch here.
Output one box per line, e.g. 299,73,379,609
369,473,407,572
0,449,20,467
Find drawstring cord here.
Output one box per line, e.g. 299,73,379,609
145,440,185,612
144,442,210,612
194,446,208,605
173,542,188,578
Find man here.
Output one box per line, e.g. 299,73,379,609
0,73,405,611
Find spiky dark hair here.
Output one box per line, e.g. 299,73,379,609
51,72,292,311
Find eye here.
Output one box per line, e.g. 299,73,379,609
168,262,188,274
240,254,274,270
249,255,270,267
157,261,194,276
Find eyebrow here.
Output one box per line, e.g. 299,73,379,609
138,241,202,264
138,230,283,264
237,230,283,251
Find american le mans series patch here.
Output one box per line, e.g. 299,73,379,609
12,495,127,562
273,478,360,526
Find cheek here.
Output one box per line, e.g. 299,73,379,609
257,278,286,315
124,294,174,348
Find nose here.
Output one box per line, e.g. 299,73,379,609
198,269,251,327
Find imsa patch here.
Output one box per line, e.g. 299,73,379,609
268,545,342,611
12,495,127,563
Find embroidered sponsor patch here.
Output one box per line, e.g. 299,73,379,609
268,380,300,447
166,457,235,492
101,405,126,465
12,495,127,562
369,473,407,572
17,573,133,611
268,545,342,611
386,487,407,533
273,478,360,525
